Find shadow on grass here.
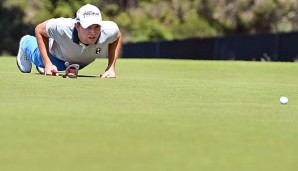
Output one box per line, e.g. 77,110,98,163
34,73,99,78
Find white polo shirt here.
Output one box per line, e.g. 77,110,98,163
46,17,119,66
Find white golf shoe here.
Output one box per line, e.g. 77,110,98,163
16,35,32,73
36,66,45,74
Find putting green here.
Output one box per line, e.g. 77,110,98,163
0,57,298,171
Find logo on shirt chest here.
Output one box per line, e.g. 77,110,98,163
95,48,101,54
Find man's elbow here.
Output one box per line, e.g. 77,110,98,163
34,24,41,35
35,21,49,37
117,31,122,42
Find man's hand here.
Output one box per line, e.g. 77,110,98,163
36,20,55,76
100,31,121,78
100,67,116,78
44,64,58,76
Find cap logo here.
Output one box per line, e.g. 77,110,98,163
83,11,100,18
76,4,102,28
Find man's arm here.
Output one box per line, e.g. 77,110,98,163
35,20,58,75
100,31,122,78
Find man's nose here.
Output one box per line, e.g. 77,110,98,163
90,29,95,34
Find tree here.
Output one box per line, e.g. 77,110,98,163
112,0,216,42
1,0,298,55
199,0,298,34
0,1,34,55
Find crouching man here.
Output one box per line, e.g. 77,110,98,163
16,4,122,78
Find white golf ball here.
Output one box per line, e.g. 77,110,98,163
279,96,288,105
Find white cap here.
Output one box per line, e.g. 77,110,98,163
75,4,102,29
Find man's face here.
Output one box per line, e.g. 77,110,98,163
75,23,101,45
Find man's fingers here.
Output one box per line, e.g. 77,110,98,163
45,71,52,76
106,75,116,78
100,73,116,78
44,69,58,76
45,72,56,76
100,73,109,78
44,65,58,76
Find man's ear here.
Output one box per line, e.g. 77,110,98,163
75,22,80,30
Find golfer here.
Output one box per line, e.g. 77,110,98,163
16,4,121,78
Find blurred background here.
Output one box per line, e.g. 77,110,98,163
1,0,298,60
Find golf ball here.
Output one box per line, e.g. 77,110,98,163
279,96,288,105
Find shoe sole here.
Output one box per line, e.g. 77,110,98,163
36,66,44,75
16,35,31,73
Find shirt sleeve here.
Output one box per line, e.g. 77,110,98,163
46,18,73,42
101,21,120,44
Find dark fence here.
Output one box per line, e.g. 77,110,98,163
122,32,298,62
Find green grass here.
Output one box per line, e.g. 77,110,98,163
0,56,298,171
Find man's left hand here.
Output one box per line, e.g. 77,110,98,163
100,68,116,78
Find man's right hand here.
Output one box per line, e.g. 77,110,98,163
36,20,55,76
44,64,58,76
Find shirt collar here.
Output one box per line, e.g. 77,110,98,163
72,28,80,44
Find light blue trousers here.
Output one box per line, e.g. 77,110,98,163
21,36,66,71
